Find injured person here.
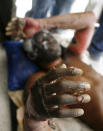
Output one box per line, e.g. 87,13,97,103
4,13,103,131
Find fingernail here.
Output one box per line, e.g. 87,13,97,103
59,64,67,69
77,109,84,116
77,96,83,102
69,67,83,75
78,94,91,103
80,82,91,91
71,109,84,117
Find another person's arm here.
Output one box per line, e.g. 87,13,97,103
6,11,97,55
39,11,96,30
23,11,96,36
25,11,97,55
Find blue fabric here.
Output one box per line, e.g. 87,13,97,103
88,11,103,57
25,0,75,18
3,41,39,91
51,0,74,16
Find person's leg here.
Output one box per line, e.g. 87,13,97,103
0,1,15,130
0,45,11,131
88,11,103,57
51,0,75,16
25,0,53,18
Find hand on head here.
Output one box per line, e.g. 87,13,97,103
6,17,41,40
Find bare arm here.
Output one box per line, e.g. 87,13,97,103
6,11,97,55
39,11,96,30
6,11,96,40
68,25,95,55
39,11,96,55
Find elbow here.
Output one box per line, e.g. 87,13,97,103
87,11,97,28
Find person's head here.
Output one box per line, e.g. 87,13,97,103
23,31,62,68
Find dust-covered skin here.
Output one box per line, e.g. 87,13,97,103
6,17,26,40
24,66,91,131
5,19,92,131
29,67,91,118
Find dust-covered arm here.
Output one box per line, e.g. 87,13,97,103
24,67,91,131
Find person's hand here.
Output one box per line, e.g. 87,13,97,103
23,17,40,37
26,66,91,120
6,17,26,40
6,17,40,40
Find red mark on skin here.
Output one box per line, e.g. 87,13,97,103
60,105,69,109
23,18,40,38
69,27,94,55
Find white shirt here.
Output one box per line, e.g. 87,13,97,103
86,0,103,19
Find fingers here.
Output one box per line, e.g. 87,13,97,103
40,67,83,83
49,108,84,118
78,94,91,103
6,26,16,32
45,80,91,95
6,17,23,31
46,94,90,106
47,94,78,106
5,17,26,40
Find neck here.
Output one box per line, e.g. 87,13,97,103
41,58,62,69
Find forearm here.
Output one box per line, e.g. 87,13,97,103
69,26,95,55
39,11,97,30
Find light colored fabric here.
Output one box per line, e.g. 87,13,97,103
8,90,24,108
50,118,94,131
8,90,24,131
86,0,103,19
0,45,11,131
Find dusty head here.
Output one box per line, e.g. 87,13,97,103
23,31,62,67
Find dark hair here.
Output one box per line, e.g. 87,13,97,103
24,31,62,66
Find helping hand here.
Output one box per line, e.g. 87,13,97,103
6,17,40,40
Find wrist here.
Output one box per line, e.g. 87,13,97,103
39,18,56,30
39,19,47,31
